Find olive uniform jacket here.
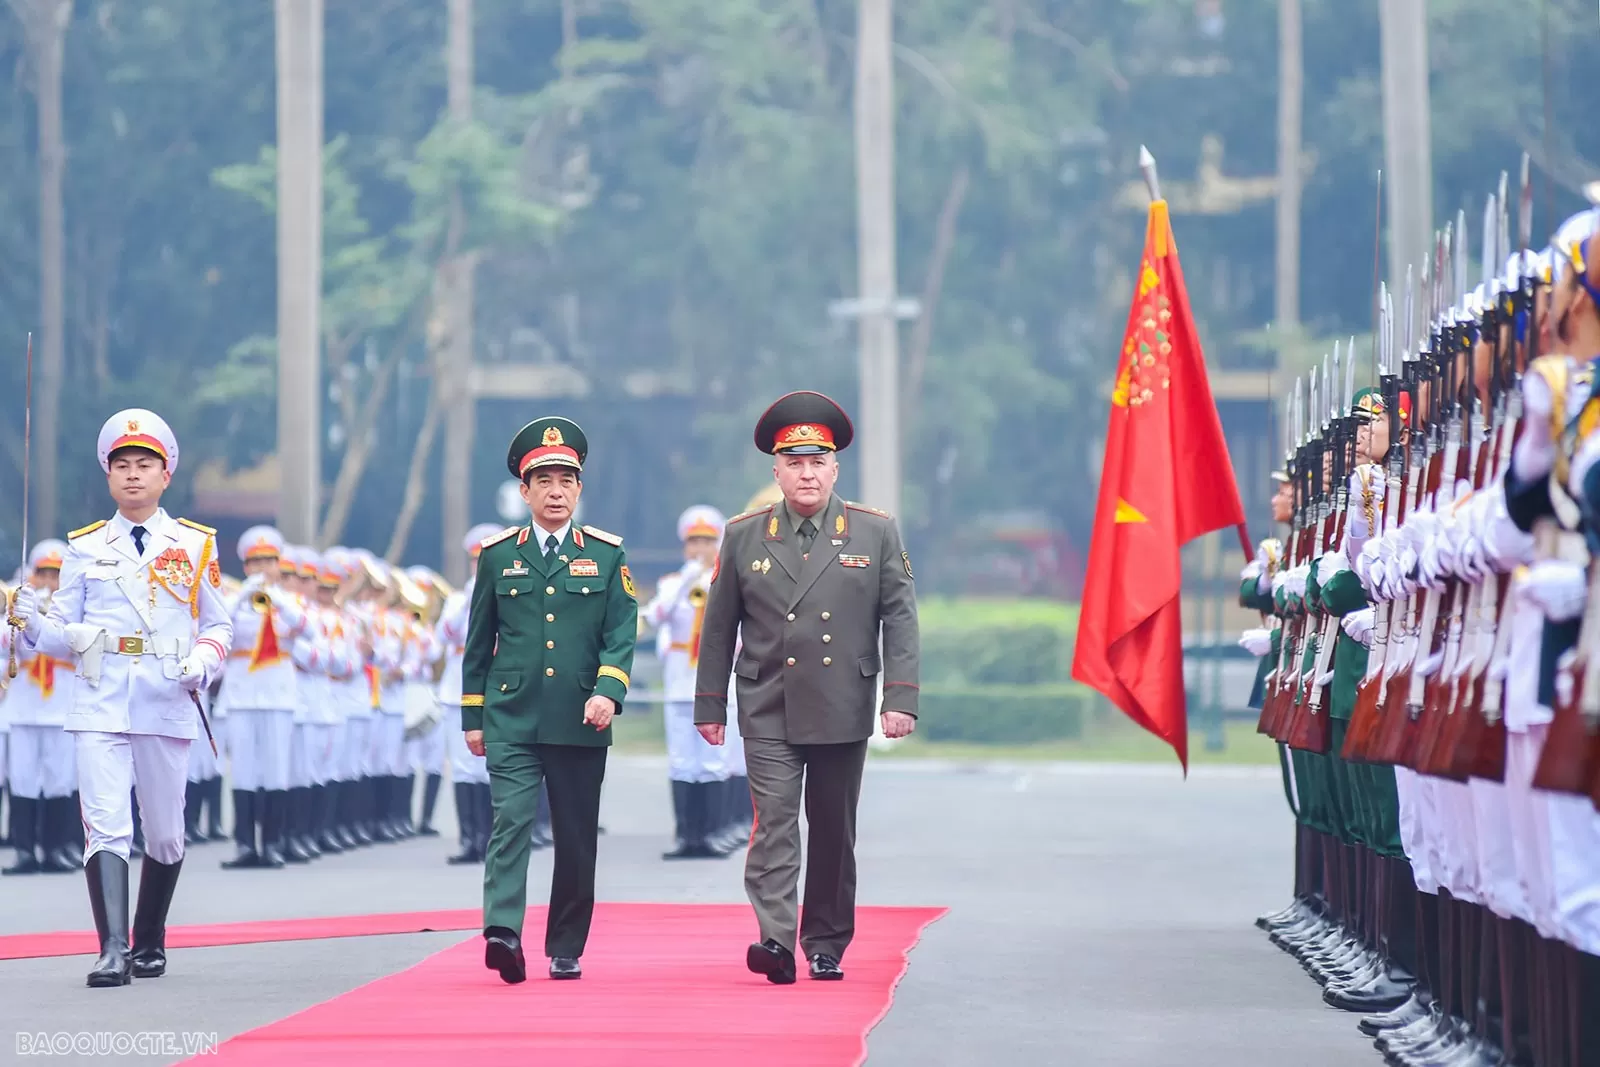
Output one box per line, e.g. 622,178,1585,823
693,493,919,745
460,523,638,747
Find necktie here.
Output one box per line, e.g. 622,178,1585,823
544,534,559,562
131,525,148,556
798,519,817,556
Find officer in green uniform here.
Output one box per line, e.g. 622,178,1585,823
461,416,639,984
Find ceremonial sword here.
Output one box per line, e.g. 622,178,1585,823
6,332,32,681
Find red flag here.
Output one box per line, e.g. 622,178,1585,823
1070,199,1248,773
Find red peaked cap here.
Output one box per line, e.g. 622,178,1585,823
754,391,855,455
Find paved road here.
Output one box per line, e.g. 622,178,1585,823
0,756,1366,1065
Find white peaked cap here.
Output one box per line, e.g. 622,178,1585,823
237,525,285,563
676,505,726,543
98,409,178,474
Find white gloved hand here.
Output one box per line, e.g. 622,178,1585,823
1418,650,1445,679
177,643,221,693
1555,649,1578,707
9,584,40,639
1341,607,1376,648
1241,559,1264,583
1515,559,1588,622
1238,628,1273,656
1315,668,1335,686
1316,550,1347,586
1513,371,1556,481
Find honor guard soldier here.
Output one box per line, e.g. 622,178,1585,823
3,539,80,875
404,565,447,837
463,416,638,984
217,526,307,870
438,523,500,865
10,409,233,987
693,391,921,985
642,505,736,860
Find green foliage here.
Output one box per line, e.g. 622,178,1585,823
916,684,1088,744
918,597,1078,687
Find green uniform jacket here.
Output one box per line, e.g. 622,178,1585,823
460,523,639,746
1319,566,1369,722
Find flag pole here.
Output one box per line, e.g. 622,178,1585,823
1139,146,1252,561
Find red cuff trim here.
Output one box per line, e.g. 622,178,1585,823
197,637,227,662
883,681,919,690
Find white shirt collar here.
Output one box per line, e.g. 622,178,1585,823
107,508,170,553
529,520,571,551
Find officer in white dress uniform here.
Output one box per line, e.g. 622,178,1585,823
351,551,407,842
403,565,445,837
305,551,354,854
216,526,305,870
3,540,80,875
439,523,497,864
280,545,340,862
11,409,233,988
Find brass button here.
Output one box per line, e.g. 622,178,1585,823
786,657,796,666
134,629,142,636
545,667,556,677
822,634,831,643
821,611,831,621
545,586,556,595
499,683,508,692
786,612,795,622
546,640,555,649
546,613,555,622
509,588,518,597
823,657,832,666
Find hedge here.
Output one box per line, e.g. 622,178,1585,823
916,685,1088,744
917,597,1078,687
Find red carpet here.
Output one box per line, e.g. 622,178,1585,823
187,903,945,1067
0,907,486,961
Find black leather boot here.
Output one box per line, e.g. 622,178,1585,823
205,777,227,841
220,789,263,869
183,782,202,845
295,787,322,859
348,778,374,846
447,782,479,864
259,791,287,868
661,780,693,859
418,773,442,836
85,851,132,987
2,796,41,875
332,781,359,849
130,857,183,978
396,773,417,837
315,784,344,854
370,777,397,843
39,796,77,873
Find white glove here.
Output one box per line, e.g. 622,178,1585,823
1515,559,1588,622
1513,371,1555,481
9,584,39,637
178,643,221,693
1555,648,1577,707
1238,628,1273,656
1418,650,1444,679
1315,668,1335,686
1483,492,1534,570
1341,607,1376,648
1315,550,1347,587
1241,559,1264,583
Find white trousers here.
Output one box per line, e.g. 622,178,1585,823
342,717,371,781
1470,776,1524,922
368,713,406,778
1396,767,1438,895
187,731,220,782
227,708,294,792
665,700,727,783
8,724,77,799
444,706,488,785
290,723,337,788
1547,792,1600,955
407,720,444,776
75,731,190,865
1435,779,1482,906
1506,726,1560,940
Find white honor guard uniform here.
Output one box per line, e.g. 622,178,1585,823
355,551,408,842
3,540,81,875
441,523,498,865
642,505,747,860
402,565,445,837
15,409,233,988
216,526,306,870
321,547,374,849
280,545,342,863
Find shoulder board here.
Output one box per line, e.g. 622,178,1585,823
726,505,774,525
68,520,107,540
176,517,217,536
581,524,623,547
480,526,519,549
845,501,892,519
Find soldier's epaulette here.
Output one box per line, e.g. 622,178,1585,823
68,520,107,540
480,525,519,550
726,506,774,525
581,524,623,547
845,501,892,518
176,517,217,536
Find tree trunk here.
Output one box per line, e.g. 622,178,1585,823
316,333,407,547
903,163,969,448
384,379,443,563
439,0,477,583
10,0,73,545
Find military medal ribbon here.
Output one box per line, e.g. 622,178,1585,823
1070,196,1249,774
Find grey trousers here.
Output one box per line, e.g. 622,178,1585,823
743,737,869,961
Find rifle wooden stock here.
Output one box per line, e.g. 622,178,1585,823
1532,563,1600,794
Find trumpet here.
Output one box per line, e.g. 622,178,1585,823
251,590,273,612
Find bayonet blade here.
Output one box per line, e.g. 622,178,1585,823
1517,152,1533,251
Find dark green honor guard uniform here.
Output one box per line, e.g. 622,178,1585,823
461,416,638,984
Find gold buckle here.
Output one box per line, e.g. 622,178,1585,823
115,636,145,656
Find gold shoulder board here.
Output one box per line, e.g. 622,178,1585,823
68,519,108,540
726,506,773,526
176,517,217,535
845,501,891,518
581,524,623,547
480,526,519,549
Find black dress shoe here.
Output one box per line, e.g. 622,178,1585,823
484,929,526,985
1358,993,1429,1036
549,957,581,980
808,953,844,981
746,939,797,985
1325,965,1415,1013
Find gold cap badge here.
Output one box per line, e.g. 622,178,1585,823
543,426,564,447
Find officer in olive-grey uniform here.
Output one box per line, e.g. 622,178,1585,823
694,390,920,986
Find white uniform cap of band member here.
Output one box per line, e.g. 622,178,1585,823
296,546,324,582
405,565,435,590
237,525,285,565
676,505,726,544
27,539,67,575
464,523,503,560
97,408,178,473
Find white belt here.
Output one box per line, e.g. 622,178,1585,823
98,634,188,657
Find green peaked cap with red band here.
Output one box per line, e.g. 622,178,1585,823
1352,387,1410,426
506,416,587,479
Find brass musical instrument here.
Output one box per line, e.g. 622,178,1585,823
743,482,784,515
251,590,273,612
